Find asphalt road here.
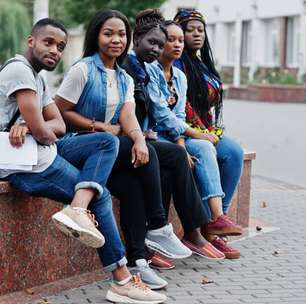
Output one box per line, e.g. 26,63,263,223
223,99,306,188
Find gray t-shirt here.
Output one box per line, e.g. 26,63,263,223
0,55,57,178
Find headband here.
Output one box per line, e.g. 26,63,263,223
174,10,206,25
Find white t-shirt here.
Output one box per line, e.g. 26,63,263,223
0,55,57,178
57,62,135,123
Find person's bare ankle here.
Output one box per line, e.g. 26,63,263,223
112,266,131,282
184,229,208,246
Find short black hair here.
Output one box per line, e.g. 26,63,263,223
31,18,67,36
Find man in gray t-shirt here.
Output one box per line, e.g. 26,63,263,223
0,18,143,297
0,55,57,178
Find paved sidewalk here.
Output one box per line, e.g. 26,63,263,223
36,176,306,304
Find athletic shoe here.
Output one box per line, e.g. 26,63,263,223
52,206,104,248
210,238,241,259
106,275,167,304
182,239,225,260
149,252,175,270
145,224,192,259
207,215,243,236
129,259,168,290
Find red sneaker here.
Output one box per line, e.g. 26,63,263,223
207,215,243,236
182,239,225,260
210,238,240,259
148,252,175,270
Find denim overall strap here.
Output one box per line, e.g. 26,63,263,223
74,55,107,122
75,53,128,125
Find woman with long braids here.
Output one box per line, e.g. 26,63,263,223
122,8,225,269
146,18,243,259
171,9,244,257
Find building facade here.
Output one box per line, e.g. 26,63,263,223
161,0,306,85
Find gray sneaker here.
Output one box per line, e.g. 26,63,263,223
52,206,104,248
106,275,167,304
145,223,192,259
129,259,168,290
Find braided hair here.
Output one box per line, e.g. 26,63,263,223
174,9,223,127
133,9,168,43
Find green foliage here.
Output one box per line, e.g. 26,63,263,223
219,67,233,85
253,68,299,85
0,1,31,63
49,0,166,28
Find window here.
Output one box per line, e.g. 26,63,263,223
226,22,235,65
263,18,280,66
241,21,252,66
286,16,300,67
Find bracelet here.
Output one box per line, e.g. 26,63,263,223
89,117,96,132
128,128,142,136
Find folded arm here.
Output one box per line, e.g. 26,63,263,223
14,89,65,145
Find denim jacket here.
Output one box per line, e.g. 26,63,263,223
146,61,189,141
74,52,131,124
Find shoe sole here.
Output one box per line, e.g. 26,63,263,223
182,241,225,260
145,239,191,259
224,252,241,259
147,282,168,290
106,290,166,304
149,264,175,270
207,228,243,237
52,212,104,248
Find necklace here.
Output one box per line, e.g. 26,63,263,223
107,70,116,88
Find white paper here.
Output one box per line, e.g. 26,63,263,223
0,163,34,171
0,132,38,169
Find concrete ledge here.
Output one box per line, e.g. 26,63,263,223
227,85,306,103
0,150,255,295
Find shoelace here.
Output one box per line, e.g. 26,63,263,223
73,207,99,227
130,275,150,292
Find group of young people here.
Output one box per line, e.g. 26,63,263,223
0,7,244,304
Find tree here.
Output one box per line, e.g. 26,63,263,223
49,0,166,28
0,1,31,63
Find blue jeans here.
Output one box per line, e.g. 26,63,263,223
185,135,244,219
8,132,127,272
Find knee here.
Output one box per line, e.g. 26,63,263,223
191,140,216,158
97,132,120,155
227,141,244,165
175,144,189,162
218,138,244,166
147,144,159,162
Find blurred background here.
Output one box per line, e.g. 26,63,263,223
1,0,306,187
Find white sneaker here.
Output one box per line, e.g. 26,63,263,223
52,206,104,248
129,259,168,290
145,223,192,259
106,275,167,303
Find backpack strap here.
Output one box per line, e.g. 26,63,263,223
1,58,36,131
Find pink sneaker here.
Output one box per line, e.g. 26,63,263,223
149,252,175,270
207,215,243,236
210,238,240,259
182,239,225,260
